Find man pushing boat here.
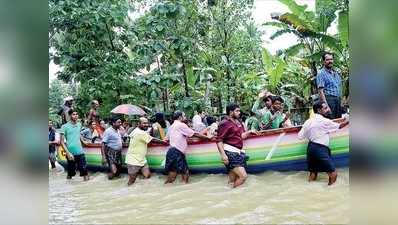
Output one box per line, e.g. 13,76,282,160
298,101,349,185
102,117,123,179
164,110,212,184
126,117,167,186
216,103,258,188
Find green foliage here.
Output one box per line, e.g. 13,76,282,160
338,10,349,48
265,0,350,97
49,0,133,109
282,42,306,57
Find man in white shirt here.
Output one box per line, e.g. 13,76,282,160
192,110,207,132
298,101,349,185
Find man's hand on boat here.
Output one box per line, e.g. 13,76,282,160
208,135,217,141
249,130,260,136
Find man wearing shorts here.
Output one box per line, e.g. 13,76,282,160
126,117,167,186
216,103,258,188
164,110,212,184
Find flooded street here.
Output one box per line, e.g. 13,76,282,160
49,168,349,224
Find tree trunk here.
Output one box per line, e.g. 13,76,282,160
224,54,232,102
181,58,190,97
116,90,121,105
163,88,169,112
218,88,223,113
225,70,231,102
105,21,115,51
310,61,318,95
161,88,166,112
204,74,211,109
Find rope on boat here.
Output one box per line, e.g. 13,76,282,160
265,132,286,160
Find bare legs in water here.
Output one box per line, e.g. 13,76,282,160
308,171,337,185
127,167,151,186
164,171,189,184
228,167,247,188
328,171,338,185
108,163,120,180
308,172,318,181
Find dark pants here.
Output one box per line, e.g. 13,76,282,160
164,147,189,174
67,154,88,177
325,95,342,119
105,147,122,176
224,151,247,172
307,142,335,173
49,150,56,169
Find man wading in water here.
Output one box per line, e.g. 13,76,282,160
60,110,89,181
216,103,258,188
126,117,167,186
102,117,123,179
298,101,349,185
164,110,212,184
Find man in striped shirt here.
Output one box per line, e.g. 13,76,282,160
316,52,343,119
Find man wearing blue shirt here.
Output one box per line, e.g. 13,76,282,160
316,52,342,119
102,117,123,179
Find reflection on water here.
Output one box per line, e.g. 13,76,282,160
49,168,349,224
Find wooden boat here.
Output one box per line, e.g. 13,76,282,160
57,120,349,174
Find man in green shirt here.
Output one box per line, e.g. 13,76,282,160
126,117,167,186
260,96,292,130
251,90,273,117
60,109,89,181
245,111,260,131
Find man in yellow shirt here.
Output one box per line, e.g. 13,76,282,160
126,117,167,186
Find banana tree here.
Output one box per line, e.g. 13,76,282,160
261,48,286,94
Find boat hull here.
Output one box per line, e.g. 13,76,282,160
57,125,349,174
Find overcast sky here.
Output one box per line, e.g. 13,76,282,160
49,0,317,83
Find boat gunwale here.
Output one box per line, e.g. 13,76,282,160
82,118,347,148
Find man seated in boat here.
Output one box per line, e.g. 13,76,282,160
126,117,167,186
252,90,273,118
298,101,349,185
216,103,258,188
245,111,260,131
260,96,292,130
102,117,123,180
119,120,131,143
150,112,170,140
80,120,102,143
164,110,212,184
202,116,218,138
192,109,207,133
